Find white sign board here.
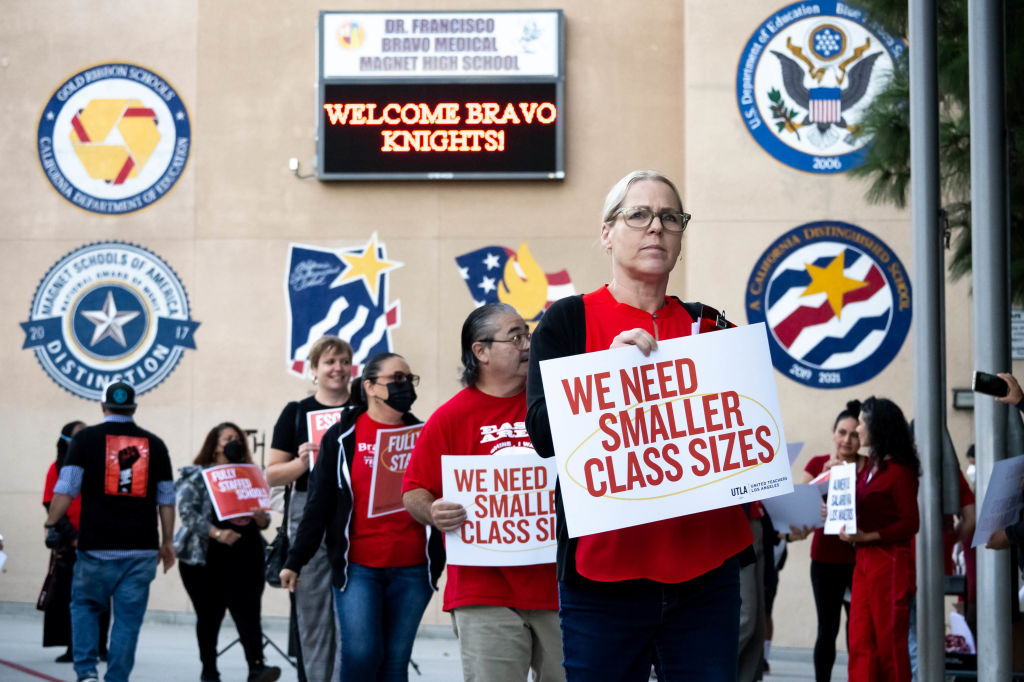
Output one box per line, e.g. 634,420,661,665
441,451,557,566
972,453,1024,548
322,11,561,79
824,462,857,535
1012,310,1024,360
761,483,824,532
539,323,793,538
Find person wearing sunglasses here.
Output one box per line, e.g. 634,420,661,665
404,303,563,682
281,352,444,682
525,170,753,681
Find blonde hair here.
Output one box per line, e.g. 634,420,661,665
601,170,683,225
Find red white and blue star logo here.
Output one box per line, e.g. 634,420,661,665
745,221,911,388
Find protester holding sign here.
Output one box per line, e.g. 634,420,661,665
791,400,865,682
404,303,563,682
838,397,920,682
174,422,279,682
281,353,444,682
525,170,754,681
265,335,352,682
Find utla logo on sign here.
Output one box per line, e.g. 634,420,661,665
201,464,271,521
539,324,793,538
441,450,557,566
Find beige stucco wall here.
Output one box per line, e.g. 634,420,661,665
0,0,999,649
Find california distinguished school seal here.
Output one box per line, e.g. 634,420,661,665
745,221,911,389
736,1,904,174
21,242,200,400
37,63,190,215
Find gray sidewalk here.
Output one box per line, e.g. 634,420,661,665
0,601,841,681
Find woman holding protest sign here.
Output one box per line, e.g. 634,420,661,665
281,352,444,682
403,303,563,682
792,400,865,682
525,170,753,681
175,423,279,682
838,396,920,682
265,335,353,682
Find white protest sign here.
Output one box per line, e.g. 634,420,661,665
824,462,857,535
441,451,557,567
972,453,1024,548
539,322,793,538
761,484,824,532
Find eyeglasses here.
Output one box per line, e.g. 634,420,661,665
481,332,531,349
373,372,420,387
612,206,691,233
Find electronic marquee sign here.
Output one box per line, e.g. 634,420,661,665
317,10,565,180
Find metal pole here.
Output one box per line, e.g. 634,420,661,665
969,0,1012,679
908,0,945,678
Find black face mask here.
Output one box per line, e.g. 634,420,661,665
223,440,245,464
382,381,416,413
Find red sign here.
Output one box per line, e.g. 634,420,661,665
368,424,422,517
306,407,345,469
104,435,150,497
201,464,271,521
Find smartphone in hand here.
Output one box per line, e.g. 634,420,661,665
973,371,1010,397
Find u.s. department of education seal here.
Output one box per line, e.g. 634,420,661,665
21,242,200,400
745,221,911,388
37,63,190,215
736,1,904,174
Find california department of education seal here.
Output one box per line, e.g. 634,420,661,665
745,221,911,388
21,242,200,400
37,63,190,214
736,1,904,174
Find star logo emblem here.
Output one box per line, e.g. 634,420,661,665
800,253,868,318
81,291,140,346
331,232,402,300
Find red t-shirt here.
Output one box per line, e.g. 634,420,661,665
574,286,753,583
804,454,856,564
348,414,429,568
403,387,558,611
44,461,82,530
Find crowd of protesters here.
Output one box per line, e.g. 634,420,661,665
37,170,1012,682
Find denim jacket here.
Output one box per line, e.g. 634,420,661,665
173,465,213,566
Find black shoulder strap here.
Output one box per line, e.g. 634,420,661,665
671,297,731,329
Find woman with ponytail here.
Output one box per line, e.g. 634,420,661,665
793,401,866,682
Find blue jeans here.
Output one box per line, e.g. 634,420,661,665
558,557,741,682
71,551,157,682
333,562,433,682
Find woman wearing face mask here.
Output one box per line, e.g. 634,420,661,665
174,423,279,682
281,353,445,682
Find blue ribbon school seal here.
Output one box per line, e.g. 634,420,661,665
21,242,200,400
736,1,904,174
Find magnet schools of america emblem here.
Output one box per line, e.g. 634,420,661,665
745,221,911,388
37,63,190,214
736,1,904,174
20,242,200,400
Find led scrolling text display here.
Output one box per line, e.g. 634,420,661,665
320,82,560,176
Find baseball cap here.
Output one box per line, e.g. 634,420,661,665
102,381,136,409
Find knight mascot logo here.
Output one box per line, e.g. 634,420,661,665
745,221,911,388
736,1,904,173
455,243,575,327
